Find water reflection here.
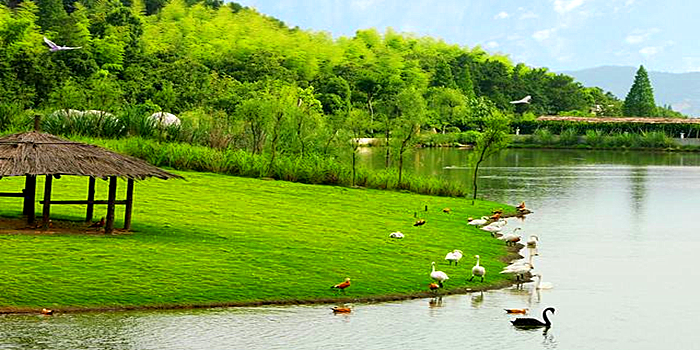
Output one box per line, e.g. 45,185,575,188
470,292,484,308
428,296,444,308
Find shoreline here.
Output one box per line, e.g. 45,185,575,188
0,245,527,316
0,173,530,316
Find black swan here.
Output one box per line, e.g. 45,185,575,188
510,307,555,328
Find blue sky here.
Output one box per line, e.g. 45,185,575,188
234,0,699,73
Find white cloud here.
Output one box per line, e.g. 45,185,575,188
639,46,660,56
485,41,500,49
625,34,645,44
350,0,380,10
533,28,555,41
506,34,522,41
519,11,539,19
625,28,660,45
553,0,587,14
494,11,509,20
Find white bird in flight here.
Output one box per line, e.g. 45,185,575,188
43,36,82,52
510,95,531,104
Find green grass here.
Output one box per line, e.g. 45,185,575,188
0,171,516,310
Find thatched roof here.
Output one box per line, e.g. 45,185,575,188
538,116,700,124
0,132,182,180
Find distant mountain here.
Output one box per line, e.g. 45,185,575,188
561,66,700,117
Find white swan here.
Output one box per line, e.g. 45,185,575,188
533,273,553,289
491,219,508,228
501,253,534,281
389,231,404,239
504,252,535,270
481,224,502,234
470,255,486,282
498,228,522,245
500,263,532,281
445,249,463,265
468,216,489,226
527,235,539,256
430,261,449,287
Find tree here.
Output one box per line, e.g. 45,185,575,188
623,65,657,117
345,108,371,187
237,98,271,154
393,88,426,187
291,86,323,157
471,107,510,204
427,87,466,133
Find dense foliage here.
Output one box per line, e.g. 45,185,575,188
3,2,602,132
0,0,689,166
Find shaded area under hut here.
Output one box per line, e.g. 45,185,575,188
0,131,182,233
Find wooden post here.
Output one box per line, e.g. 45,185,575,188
85,177,95,222
42,175,52,230
23,175,36,224
33,114,41,131
105,176,117,234
124,178,134,230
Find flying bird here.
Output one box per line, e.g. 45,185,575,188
509,95,532,104
43,36,82,51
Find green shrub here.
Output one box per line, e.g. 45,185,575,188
639,131,673,148
606,132,640,148
559,128,579,146
532,128,555,145
77,137,469,198
584,129,605,147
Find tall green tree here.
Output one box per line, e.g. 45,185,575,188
471,107,510,204
623,65,656,117
393,88,426,187
345,108,371,187
427,87,466,133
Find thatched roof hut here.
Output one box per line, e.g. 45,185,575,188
0,131,183,233
0,132,180,180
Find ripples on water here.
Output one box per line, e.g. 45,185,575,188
2,148,700,350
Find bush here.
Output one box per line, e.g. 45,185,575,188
639,131,673,148
531,128,555,145
584,129,605,147
606,132,640,148
79,137,469,198
558,128,579,146
42,109,126,138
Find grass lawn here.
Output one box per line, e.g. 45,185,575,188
0,171,517,310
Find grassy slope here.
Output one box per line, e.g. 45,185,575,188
0,171,515,309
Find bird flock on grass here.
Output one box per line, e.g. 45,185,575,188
328,201,555,328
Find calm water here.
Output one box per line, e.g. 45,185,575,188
3,148,700,350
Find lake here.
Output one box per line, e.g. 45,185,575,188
2,148,700,350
